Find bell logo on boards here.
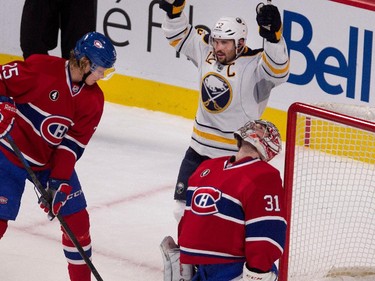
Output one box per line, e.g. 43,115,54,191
283,10,373,103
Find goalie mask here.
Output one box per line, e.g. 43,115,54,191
234,120,282,162
210,17,248,56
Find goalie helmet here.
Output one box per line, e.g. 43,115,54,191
74,32,117,70
210,17,248,55
234,120,282,162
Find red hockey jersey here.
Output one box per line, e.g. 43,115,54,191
178,156,286,272
0,54,104,180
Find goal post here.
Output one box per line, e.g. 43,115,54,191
279,102,375,281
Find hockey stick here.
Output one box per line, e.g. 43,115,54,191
5,135,104,281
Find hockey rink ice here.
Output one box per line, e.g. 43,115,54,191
1,102,285,281
2,101,375,281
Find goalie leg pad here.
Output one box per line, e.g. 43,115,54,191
160,236,193,281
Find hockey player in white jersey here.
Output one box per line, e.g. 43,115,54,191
159,0,289,222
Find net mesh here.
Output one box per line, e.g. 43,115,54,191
285,103,375,281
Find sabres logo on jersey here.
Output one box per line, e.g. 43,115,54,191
191,186,222,215
201,73,232,113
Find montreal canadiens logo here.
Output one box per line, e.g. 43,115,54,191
40,115,72,145
94,40,104,49
191,187,222,215
201,73,232,113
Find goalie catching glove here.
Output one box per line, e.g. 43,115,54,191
160,236,193,281
256,3,282,43
40,178,72,218
159,0,186,19
0,96,17,139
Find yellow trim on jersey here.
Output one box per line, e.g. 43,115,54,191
172,3,186,15
193,127,237,145
262,52,289,75
170,39,182,47
276,28,283,42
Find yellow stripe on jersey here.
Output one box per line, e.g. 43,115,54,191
262,52,290,76
170,39,182,47
193,126,237,145
172,3,186,15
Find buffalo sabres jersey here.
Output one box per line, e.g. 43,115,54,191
0,54,104,180
178,156,286,272
163,14,289,158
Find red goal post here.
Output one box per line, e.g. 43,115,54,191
279,102,375,281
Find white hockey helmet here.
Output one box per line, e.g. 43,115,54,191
234,120,282,162
210,17,248,54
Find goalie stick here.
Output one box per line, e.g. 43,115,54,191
5,135,104,281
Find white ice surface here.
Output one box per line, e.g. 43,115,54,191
0,102,285,280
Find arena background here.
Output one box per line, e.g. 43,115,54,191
1,0,374,140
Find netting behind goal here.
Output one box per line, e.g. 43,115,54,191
278,102,375,281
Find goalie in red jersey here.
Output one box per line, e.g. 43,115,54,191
0,32,116,281
160,119,286,281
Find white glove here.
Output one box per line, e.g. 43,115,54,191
241,264,277,281
173,200,186,223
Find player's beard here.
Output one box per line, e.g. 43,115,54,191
214,49,236,65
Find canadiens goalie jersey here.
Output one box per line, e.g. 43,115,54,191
178,155,287,272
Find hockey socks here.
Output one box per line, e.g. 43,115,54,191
62,209,92,281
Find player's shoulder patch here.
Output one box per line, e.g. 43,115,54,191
193,26,211,45
202,33,210,44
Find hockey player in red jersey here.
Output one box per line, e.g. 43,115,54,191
0,31,116,281
160,119,286,281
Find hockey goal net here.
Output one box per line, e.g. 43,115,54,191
278,102,375,281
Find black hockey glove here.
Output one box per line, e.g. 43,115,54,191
159,0,186,19
256,4,282,43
